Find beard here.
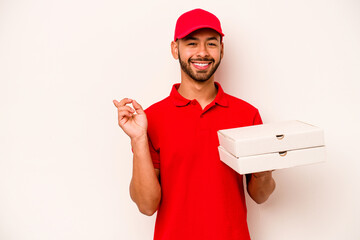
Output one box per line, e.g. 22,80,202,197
178,52,221,82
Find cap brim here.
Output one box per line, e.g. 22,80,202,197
176,25,224,41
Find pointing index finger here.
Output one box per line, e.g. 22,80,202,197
112,100,120,107
114,98,133,107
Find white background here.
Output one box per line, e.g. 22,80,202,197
1,0,359,239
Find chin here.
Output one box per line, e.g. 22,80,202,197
193,77,212,82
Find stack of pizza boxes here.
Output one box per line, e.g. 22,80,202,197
217,120,326,174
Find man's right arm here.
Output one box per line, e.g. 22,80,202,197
113,98,161,216
130,135,161,216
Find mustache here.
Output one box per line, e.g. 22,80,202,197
188,58,215,63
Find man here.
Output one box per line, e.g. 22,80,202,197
113,8,275,240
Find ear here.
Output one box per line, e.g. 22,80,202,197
220,41,224,60
171,41,179,60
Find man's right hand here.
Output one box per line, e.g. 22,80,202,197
113,98,148,140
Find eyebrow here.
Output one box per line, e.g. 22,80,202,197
183,36,198,41
183,36,219,42
207,37,219,41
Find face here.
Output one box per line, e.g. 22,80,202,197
171,28,224,82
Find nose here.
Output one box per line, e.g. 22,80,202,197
196,43,210,58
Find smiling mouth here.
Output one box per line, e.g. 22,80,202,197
193,62,209,67
191,62,212,70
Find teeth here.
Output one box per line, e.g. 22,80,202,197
193,63,209,67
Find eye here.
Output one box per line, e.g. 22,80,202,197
208,42,217,46
187,42,196,46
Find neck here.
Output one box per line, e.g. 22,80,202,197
178,72,218,109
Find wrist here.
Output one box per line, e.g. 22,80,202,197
131,133,148,146
252,171,272,180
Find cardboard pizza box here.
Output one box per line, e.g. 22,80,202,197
218,120,325,158
217,120,326,174
218,145,326,174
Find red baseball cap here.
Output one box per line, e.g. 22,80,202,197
174,8,224,42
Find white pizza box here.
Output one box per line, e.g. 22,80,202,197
217,120,325,158
218,145,326,175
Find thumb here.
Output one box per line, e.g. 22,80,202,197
132,100,145,114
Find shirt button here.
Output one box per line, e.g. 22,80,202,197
191,101,196,105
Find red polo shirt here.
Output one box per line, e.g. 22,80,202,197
145,82,262,240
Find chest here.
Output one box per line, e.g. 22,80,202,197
155,104,254,159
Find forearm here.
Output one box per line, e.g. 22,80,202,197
247,171,275,204
129,135,161,216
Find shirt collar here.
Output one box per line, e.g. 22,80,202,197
170,81,229,107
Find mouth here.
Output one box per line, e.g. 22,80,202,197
191,61,212,70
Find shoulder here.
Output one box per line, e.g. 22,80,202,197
223,92,263,125
144,96,172,119
224,92,259,114
144,96,173,136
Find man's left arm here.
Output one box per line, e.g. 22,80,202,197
246,171,276,204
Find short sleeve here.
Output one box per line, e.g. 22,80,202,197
253,109,263,125
148,134,160,169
